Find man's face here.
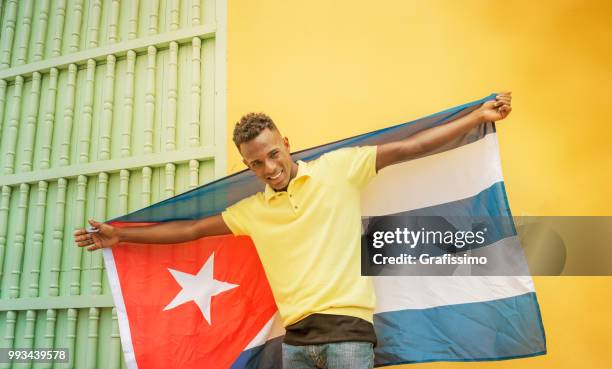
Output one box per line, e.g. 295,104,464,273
240,128,296,191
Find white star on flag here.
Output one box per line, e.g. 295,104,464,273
163,252,239,324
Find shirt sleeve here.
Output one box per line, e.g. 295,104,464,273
221,198,252,236
321,146,378,189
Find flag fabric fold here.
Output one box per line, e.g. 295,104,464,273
103,95,546,369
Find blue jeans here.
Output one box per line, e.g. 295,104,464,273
282,341,374,369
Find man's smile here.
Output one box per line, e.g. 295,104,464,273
268,169,284,183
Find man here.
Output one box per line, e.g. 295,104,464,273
75,92,512,369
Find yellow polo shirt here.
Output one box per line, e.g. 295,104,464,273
221,146,378,327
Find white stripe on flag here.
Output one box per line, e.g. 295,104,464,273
362,133,503,216
373,273,535,313
244,313,285,350
103,248,139,369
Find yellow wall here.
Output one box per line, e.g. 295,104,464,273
228,1,612,368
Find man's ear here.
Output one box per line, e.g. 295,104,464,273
283,137,290,150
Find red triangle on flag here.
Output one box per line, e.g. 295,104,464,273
109,222,278,369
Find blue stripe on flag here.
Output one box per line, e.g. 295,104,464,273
363,181,517,250
373,292,547,365
230,336,282,369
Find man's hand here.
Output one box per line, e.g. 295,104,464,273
74,219,120,251
376,91,513,171
475,92,512,122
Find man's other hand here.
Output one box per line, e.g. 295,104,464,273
74,219,120,251
477,91,512,122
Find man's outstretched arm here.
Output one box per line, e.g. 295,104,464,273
376,92,512,172
74,214,231,251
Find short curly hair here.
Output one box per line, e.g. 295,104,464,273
233,112,278,149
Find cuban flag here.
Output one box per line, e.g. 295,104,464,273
103,94,546,368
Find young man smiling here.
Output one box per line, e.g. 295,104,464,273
75,92,512,369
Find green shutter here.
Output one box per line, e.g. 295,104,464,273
0,0,227,367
